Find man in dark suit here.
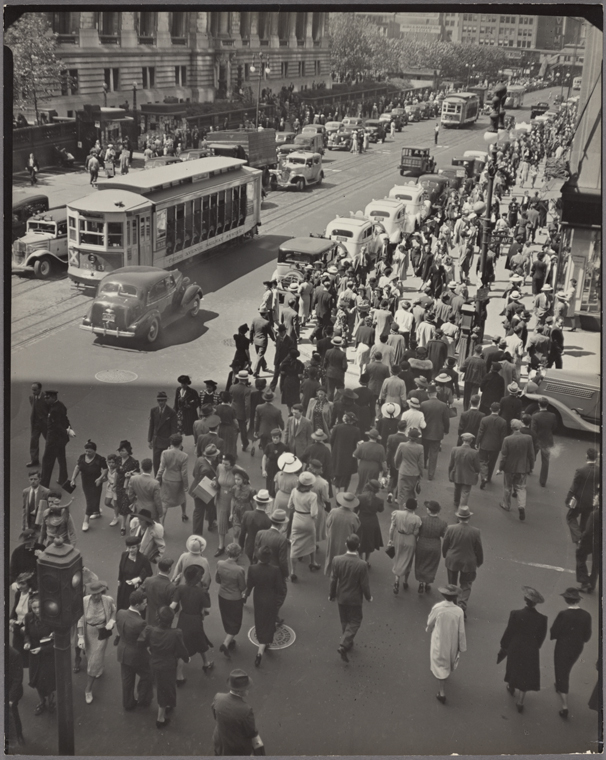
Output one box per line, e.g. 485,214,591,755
128,459,163,522
40,390,72,488
420,385,450,480
311,278,334,342
147,391,178,475
457,394,485,445
284,404,313,458
329,533,372,662
499,384,524,433
141,558,176,625
476,402,508,488
239,491,272,563
566,448,599,544
212,670,264,756
460,347,486,411
280,297,300,344
190,444,219,536
448,433,481,508
270,325,295,392
116,589,153,710
230,373,253,452
496,418,536,521
442,506,483,615
576,498,600,593
254,510,289,622
386,420,408,502
22,470,50,532
28,382,47,467
254,390,285,452
323,336,348,401
530,397,558,487
479,363,505,415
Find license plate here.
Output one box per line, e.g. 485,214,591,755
102,312,115,324
335,236,347,242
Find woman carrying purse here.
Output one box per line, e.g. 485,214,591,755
77,580,116,704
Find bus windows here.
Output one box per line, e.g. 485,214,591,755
208,193,218,239
192,198,201,244
183,201,193,250
166,206,175,254
217,191,226,235
80,219,104,246
156,209,167,248
175,204,185,252
202,197,209,240
232,187,240,229
224,188,233,230
108,222,123,248
69,216,77,241
240,185,247,225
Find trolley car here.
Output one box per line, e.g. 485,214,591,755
440,93,480,128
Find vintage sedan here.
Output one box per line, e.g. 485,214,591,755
417,174,450,207
328,129,354,151
269,152,323,192
324,121,343,138
80,266,203,345
275,131,297,146
525,369,600,434
364,119,387,143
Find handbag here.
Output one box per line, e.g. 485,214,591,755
385,545,395,559
449,405,458,418
97,626,112,641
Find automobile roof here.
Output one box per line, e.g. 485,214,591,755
29,206,68,221
391,184,425,195
365,198,404,209
539,369,599,387
418,174,449,182
100,266,168,287
278,237,336,255
13,194,48,210
327,217,370,228
68,190,153,213
281,151,321,159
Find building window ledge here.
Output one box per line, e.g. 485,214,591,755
279,39,288,47
297,39,305,47
313,40,321,47
57,34,78,44
260,39,270,47
138,36,156,45
99,35,120,45
241,37,250,47
220,38,235,47
171,36,187,45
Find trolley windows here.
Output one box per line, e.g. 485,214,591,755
69,216,77,241
79,219,104,246
108,222,123,248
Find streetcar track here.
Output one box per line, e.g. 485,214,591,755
11,291,89,326
11,300,88,341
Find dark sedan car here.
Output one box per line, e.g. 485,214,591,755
364,119,387,143
417,174,450,207
80,266,203,345
530,102,550,119
327,129,354,151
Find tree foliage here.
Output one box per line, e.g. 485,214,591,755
329,14,374,81
5,13,69,124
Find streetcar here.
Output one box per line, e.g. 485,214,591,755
505,85,525,109
66,157,262,287
440,93,480,128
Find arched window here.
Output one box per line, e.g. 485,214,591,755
296,12,306,42
137,12,157,44
258,12,269,41
277,11,289,42
96,12,120,42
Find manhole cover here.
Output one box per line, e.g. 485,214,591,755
248,625,296,649
95,369,139,383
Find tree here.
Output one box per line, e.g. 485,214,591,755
5,13,70,125
329,13,374,82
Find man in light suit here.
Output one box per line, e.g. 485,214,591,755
394,428,424,505
115,589,153,710
284,404,313,458
189,444,218,536
496,418,536,521
254,510,289,623
239,491,272,563
128,459,163,522
448,433,481,509
420,385,450,480
280,297,300,344
442,506,483,615
253,391,285,452
22,470,49,532
329,533,372,662
147,391,178,475
27,382,47,467
141,558,176,625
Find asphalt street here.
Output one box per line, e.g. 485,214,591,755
9,89,600,755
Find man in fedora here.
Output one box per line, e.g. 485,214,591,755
407,376,430,404
280,296,300,344
329,533,372,663
499,383,524,434
250,308,274,377
442,506,483,615
270,324,295,393
385,420,408,503
239,491,272,564
301,429,333,485
190,443,219,536
533,283,553,326
311,277,334,342
476,402,508,488
128,458,163,522
496,418,535,521
420,384,450,481
530,397,557,488
130,508,166,563
323,336,348,401
254,509,289,621
379,363,407,408
148,391,178,475
565,448,599,545
116,589,153,711
457,394,484,446
448,433,481,509
285,404,313,458
10,528,45,588
231,371,253,452
254,390,284,452
27,381,48,467
460,346,487,411
40,390,73,488
394,427,424,504
212,670,265,756
195,414,224,459
324,493,360,575
141,557,176,625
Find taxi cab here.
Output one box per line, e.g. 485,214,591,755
417,174,450,207
271,237,339,295
363,199,407,244
387,185,432,232
324,216,383,263
526,369,599,434
269,151,323,192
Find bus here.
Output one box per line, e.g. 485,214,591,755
572,76,582,91
440,93,480,128
67,157,262,287
505,85,525,109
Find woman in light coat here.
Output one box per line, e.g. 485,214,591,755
157,433,189,524
426,584,466,704
77,580,116,704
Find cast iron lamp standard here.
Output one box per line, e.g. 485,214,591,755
249,53,271,129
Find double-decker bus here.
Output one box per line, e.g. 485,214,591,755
67,157,262,287
440,93,480,128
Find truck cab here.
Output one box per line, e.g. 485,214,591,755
12,208,68,278
399,146,436,178
269,151,323,192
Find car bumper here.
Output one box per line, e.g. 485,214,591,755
11,263,32,273
80,323,137,338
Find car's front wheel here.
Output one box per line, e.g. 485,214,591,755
33,257,54,279
188,295,201,317
144,317,161,344
296,178,305,192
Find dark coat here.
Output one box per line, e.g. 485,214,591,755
442,522,483,571
566,462,599,512
420,398,450,441
300,441,333,482
550,608,592,693
117,551,153,611
476,413,508,452
479,371,505,412
46,400,70,445
500,606,548,692
148,405,178,450
531,410,557,448
173,387,200,437
457,408,485,443
499,432,535,474
323,347,348,381
448,445,481,485
239,509,272,559
499,395,523,431
330,423,361,478
460,355,486,387
116,608,150,667
254,402,285,438
141,573,177,625
254,528,289,578
30,393,48,432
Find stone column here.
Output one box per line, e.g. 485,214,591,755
269,11,280,48
120,10,139,49
288,11,298,45
79,11,99,47
305,12,313,46
156,11,172,48
250,11,260,47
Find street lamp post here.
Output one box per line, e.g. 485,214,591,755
249,53,271,129
102,82,108,108
132,82,138,143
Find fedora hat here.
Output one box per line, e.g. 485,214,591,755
522,586,545,604
135,508,155,525
447,281,457,290
509,291,521,300
367,428,381,440
288,282,299,293
414,376,429,387
336,492,359,509
455,505,473,519
331,336,344,346
407,397,421,409
125,534,142,547
342,388,358,400
561,587,582,602
438,583,461,596
186,535,207,554
366,479,381,492
88,580,109,594
460,432,475,441
541,284,553,292
298,471,316,487
407,427,421,439
228,669,252,690
206,415,221,428
204,443,219,457
253,489,272,504
327,265,338,275
269,509,288,524
435,373,451,384
16,571,34,584
19,528,37,540
177,375,191,385
381,402,401,418
262,390,275,401
507,382,521,394
277,452,302,473
311,429,328,441
156,391,168,400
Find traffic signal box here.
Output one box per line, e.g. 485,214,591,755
37,538,84,630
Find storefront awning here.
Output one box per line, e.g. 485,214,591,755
560,178,602,228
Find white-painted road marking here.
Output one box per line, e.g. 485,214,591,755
499,558,575,574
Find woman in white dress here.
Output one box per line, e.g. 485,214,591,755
77,580,116,704
426,584,467,704
388,497,422,595
287,472,321,579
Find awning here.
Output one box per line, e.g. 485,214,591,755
560,178,602,228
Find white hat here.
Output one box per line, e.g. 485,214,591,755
277,452,302,473
407,397,421,409
509,291,521,300
381,402,401,418
288,282,299,293
447,281,457,289
541,284,553,292
186,535,207,554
